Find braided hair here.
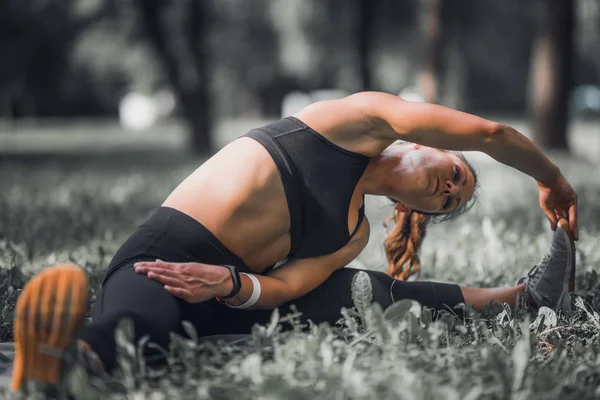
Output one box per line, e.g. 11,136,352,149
384,151,479,280
384,209,430,280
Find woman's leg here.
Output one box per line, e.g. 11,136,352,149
212,268,523,334
12,263,223,393
461,285,525,311
76,264,182,372
78,263,222,372
280,268,472,323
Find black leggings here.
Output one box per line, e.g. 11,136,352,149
78,207,464,372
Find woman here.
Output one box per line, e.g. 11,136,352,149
12,91,578,393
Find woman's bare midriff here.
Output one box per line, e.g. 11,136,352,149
163,130,368,272
162,138,294,271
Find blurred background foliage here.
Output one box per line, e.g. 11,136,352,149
1,0,598,116
0,0,598,154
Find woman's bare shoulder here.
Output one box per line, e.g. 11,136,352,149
293,92,398,156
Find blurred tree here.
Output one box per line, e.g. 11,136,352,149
0,0,115,118
531,0,575,150
134,0,213,154
0,0,597,123
211,0,291,118
414,0,467,107
444,0,537,114
300,1,358,91
357,0,375,91
418,0,441,103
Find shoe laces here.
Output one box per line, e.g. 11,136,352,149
527,254,551,285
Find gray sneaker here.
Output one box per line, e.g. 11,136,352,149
517,218,576,314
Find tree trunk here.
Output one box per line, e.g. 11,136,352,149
531,0,575,150
418,0,441,103
186,0,212,154
358,0,374,91
135,0,213,155
181,91,212,152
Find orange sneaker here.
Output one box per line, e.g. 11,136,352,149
12,264,88,394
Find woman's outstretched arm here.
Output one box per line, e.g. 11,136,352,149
358,92,559,183
308,91,578,238
365,92,578,237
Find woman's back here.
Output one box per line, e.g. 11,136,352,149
163,112,373,271
163,136,293,270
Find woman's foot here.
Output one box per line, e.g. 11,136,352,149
517,218,576,313
12,264,89,394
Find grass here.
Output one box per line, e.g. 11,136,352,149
0,150,599,399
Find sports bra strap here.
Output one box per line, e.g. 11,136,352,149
349,205,365,239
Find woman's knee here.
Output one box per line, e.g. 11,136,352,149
78,309,173,373
91,264,183,326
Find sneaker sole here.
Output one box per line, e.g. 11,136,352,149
556,218,576,313
12,264,88,393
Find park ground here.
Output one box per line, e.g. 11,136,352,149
0,117,598,398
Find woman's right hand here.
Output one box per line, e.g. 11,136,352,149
134,260,234,303
537,174,578,240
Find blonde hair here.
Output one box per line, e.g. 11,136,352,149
384,210,430,280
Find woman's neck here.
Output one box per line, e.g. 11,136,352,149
357,145,411,197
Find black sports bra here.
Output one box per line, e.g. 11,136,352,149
244,116,371,259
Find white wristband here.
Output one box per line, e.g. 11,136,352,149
227,273,261,309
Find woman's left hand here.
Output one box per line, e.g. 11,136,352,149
134,260,233,303
538,173,578,240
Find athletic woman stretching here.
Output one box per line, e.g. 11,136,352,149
12,91,578,394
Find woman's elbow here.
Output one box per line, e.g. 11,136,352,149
262,282,295,309
480,121,507,148
274,287,297,308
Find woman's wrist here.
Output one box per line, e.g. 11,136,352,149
218,273,250,306
536,164,561,189
495,124,561,188
217,275,234,298
220,273,262,309
215,265,236,298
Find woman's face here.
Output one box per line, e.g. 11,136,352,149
390,145,476,214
